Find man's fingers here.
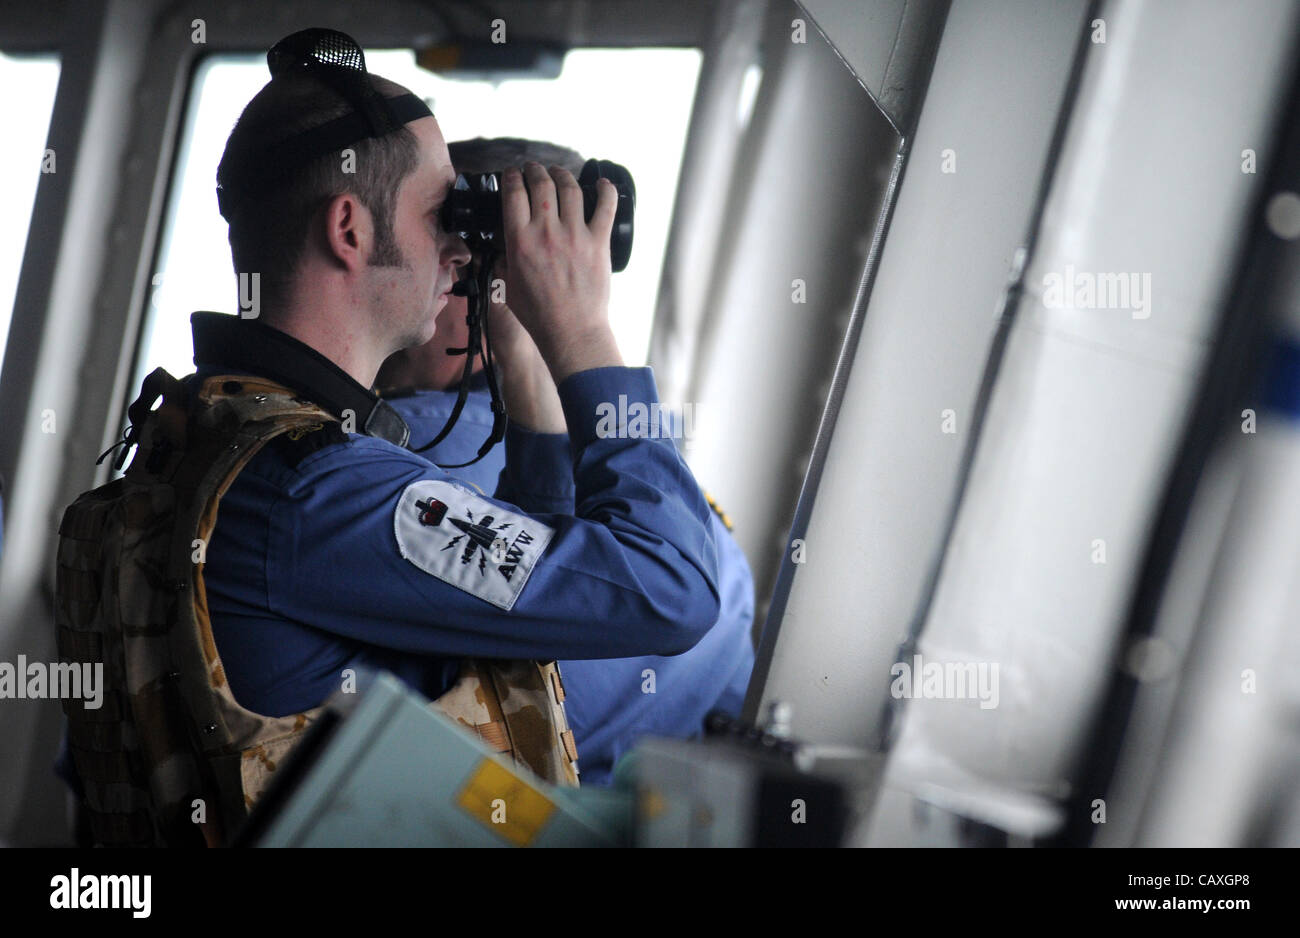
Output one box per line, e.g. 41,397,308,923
551,166,584,226
590,177,618,238
522,161,557,223
501,167,529,239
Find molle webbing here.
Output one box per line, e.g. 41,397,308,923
57,371,337,845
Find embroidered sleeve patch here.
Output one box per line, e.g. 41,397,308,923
394,479,555,610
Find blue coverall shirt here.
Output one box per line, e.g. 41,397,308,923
203,351,728,784
387,375,756,785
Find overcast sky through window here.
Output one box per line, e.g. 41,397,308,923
0,53,61,375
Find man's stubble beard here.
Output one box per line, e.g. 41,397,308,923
368,238,442,353
368,219,407,270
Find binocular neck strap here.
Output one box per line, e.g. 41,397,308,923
410,253,509,467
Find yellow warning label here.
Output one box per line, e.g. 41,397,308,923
455,759,557,847
639,787,668,821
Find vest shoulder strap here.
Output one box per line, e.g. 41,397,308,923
58,369,339,845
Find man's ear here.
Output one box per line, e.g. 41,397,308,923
321,191,369,271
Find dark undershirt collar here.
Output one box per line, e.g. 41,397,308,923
190,311,410,448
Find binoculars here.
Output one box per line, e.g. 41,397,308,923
440,158,636,272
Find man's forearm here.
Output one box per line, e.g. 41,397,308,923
500,324,624,433
539,324,624,386
499,340,567,434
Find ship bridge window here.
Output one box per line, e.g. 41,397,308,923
0,52,61,376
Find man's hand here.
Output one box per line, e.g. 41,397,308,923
501,162,624,384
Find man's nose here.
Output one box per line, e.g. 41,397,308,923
444,233,471,268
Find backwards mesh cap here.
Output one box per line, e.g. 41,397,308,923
216,28,433,221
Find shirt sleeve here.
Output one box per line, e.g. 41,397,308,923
706,512,757,716
263,366,721,661
493,422,575,515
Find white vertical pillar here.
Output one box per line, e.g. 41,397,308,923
874,0,1300,842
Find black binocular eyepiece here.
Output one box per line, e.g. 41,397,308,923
440,158,636,272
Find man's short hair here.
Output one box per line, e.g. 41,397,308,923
217,73,422,311
447,137,584,177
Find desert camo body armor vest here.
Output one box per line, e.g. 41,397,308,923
55,369,578,847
